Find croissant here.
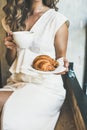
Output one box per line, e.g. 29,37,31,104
32,55,59,71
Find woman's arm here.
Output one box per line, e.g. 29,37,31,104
4,35,17,66
54,23,68,59
54,23,69,72
2,18,17,66
0,91,13,110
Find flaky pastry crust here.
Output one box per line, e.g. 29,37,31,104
32,55,59,71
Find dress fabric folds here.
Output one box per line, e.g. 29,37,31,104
1,9,69,130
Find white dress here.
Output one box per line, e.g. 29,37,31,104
1,9,69,130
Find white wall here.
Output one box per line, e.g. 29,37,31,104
58,0,87,87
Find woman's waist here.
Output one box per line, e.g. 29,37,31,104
7,72,62,84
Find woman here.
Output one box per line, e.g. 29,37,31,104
0,0,69,130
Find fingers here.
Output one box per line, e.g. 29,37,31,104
4,35,13,42
56,58,69,75
4,36,17,50
54,58,69,75
5,41,17,49
2,18,15,50
64,58,69,67
64,58,69,72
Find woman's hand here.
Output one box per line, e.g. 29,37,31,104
64,58,69,73
60,58,69,75
55,58,69,75
4,34,17,50
4,34,17,66
2,17,17,50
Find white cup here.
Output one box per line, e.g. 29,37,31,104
13,31,35,48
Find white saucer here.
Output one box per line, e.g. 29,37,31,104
29,65,66,74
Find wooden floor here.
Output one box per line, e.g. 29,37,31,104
55,96,77,130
